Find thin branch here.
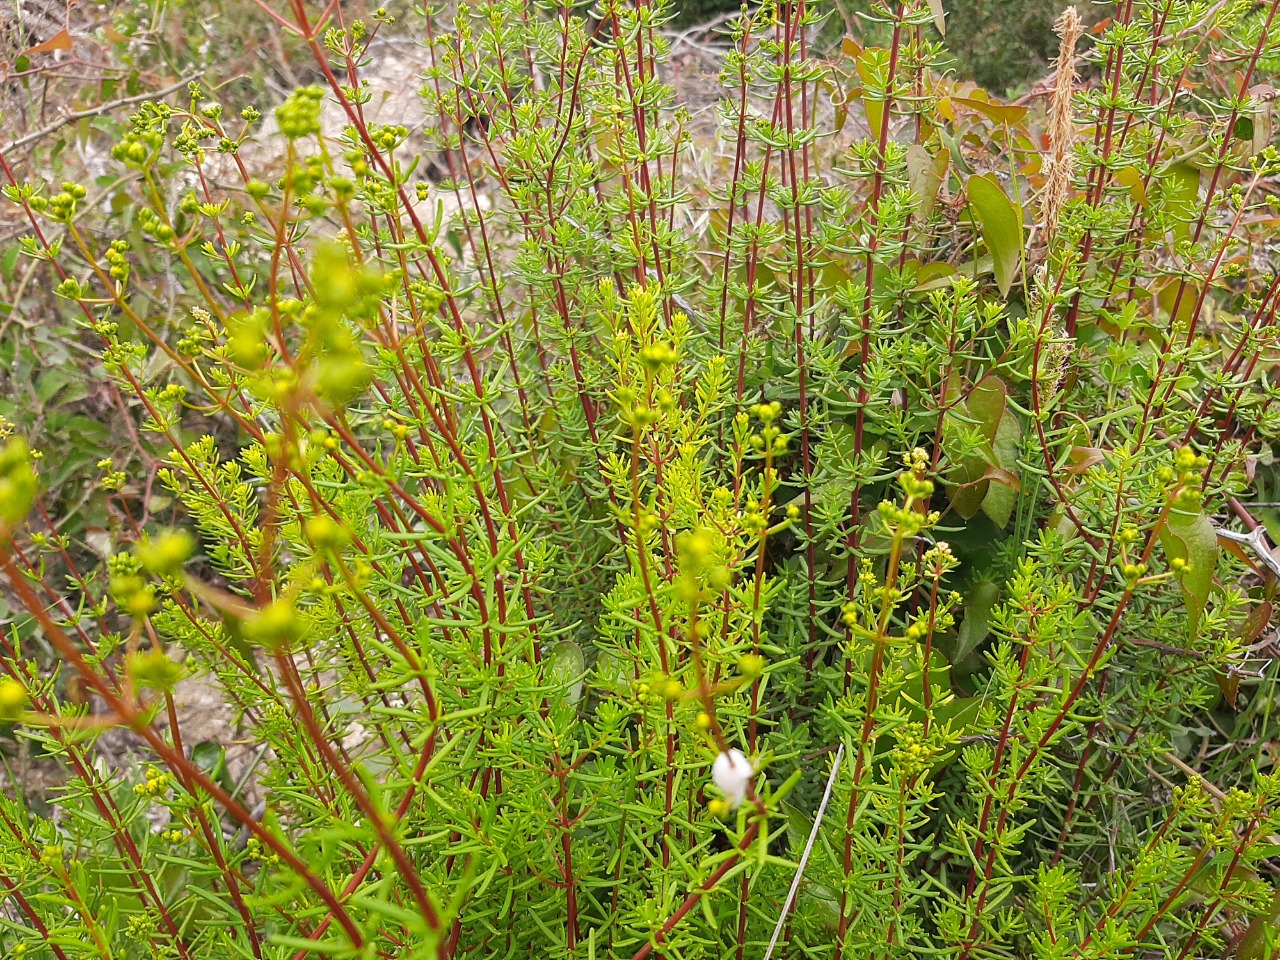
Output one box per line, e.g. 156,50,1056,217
3,72,202,155
762,743,844,960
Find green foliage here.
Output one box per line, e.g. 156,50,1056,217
937,0,1078,91
1,1,1280,959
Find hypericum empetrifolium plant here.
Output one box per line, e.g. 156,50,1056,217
1,1,1280,958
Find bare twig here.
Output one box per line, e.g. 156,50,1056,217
1214,523,1280,580
3,72,201,155
762,743,845,960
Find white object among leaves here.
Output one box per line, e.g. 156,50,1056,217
712,748,753,808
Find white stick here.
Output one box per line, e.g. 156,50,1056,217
762,743,845,960
1216,524,1280,579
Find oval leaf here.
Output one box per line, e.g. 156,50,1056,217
954,580,1000,663
1158,507,1218,639
546,640,586,708
966,173,1023,298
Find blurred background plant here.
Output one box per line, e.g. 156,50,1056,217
1,0,1280,958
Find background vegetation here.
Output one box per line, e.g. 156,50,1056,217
1,1,1279,959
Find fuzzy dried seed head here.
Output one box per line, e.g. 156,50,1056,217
1040,7,1085,241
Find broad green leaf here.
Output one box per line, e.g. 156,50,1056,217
954,580,1000,663
1154,161,1200,242
894,648,952,722
1156,276,1201,325
905,145,948,219
856,50,888,135
1248,83,1274,157
933,693,981,733
546,640,586,708
1237,885,1280,960
782,800,816,853
981,404,1022,528
942,376,1019,522
1158,506,1218,638
593,649,631,694
0,245,19,280
909,260,958,292
1114,166,1149,207
950,96,1027,125
966,173,1023,297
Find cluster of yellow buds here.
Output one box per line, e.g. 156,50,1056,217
738,654,765,679
244,837,282,866
747,401,787,455
110,574,158,618
921,540,957,577
841,600,859,628
655,675,683,700
137,207,176,243
0,438,36,531
634,674,683,705
124,914,156,942
225,308,272,371
160,828,186,844
105,239,130,283
370,123,410,152
157,383,187,406
1121,561,1149,587
876,449,940,537
97,457,127,492
678,527,730,601
742,497,768,536
903,619,930,643
892,726,933,776
309,428,341,454
305,514,351,552
639,341,678,372
275,85,326,140
899,448,935,498
134,769,171,799
126,649,185,694
28,181,86,223
1170,446,1208,510
0,677,27,722
615,385,665,428
383,417,411,441
136,529,195,578
243,599,304,652
634,510,660,536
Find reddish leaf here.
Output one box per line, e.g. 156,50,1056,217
1064,446,1105,476
20,29,72,57
949,96,1028,125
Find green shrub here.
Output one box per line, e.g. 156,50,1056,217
2,1,1280,959
938,0,1077,91
675,0,1080,94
